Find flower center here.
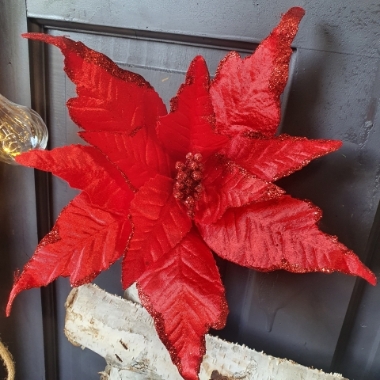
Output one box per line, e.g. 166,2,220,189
173,152,204,218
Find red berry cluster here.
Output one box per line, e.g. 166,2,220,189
173,152,204,217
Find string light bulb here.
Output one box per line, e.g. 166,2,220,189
0,93,48,164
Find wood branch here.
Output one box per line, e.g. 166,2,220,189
0,339,15,380
64,284,347,380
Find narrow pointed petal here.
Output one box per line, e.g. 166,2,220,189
81,129,173,189
23,33,167,133
7,192,131,315
195,155,283,224
122,174,192,288
157,56,228,162
210,7,305,137
15,146,133,211
137,230,228,380
198,195,376,285
223,134,342,181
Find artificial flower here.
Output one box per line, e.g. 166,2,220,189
7,7,375,380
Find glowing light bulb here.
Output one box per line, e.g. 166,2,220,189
0,93,48,164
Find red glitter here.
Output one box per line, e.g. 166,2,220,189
174,153,204,217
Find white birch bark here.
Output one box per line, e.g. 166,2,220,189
64,284,347,380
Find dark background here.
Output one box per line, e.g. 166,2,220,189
1,1,380,379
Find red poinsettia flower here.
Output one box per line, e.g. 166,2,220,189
7,7,376,380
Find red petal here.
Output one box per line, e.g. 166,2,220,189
157,56,228,162
81,129,172,189
223,134,342,181
210,7,305,137
16,146,133,212
195,155,283,224
137,230,228,380
198,195,376,285
7,192,131,315
23,34,167,133
122,174,192,288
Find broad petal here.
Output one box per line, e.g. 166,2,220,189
210,8,305,137
157,56,228,162
122,174,191,288
223,134,342,181
195,155,283,224
16,145,133,212
198,195,376,285
7,192,131,315
81,129,172,189
137,229,228,380
23,34,167,133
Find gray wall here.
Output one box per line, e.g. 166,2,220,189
0,1,45,379
1,1,380,379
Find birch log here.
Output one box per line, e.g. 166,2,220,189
64,284,347,380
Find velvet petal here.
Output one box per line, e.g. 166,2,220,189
123,174,191,288
195,155,283,224
198,195,376,285
157,56,228,162
137,230,227,380
7,192,131,315
23,33,167,133
223,134,342,181
210,7,305,137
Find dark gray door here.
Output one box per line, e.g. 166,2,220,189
1,1,380,379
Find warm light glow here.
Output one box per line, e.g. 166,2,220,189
0,93,48,164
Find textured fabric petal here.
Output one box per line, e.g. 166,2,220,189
81,129,173,190
7,192,131,315
15,146,133,212
223,134,342,181
198,195,376,285
23,33,167,133
157,56,228,162
122,174,192,288
210,7,305,137
194,155,283,224
11,11,375,380
137,229,228,380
